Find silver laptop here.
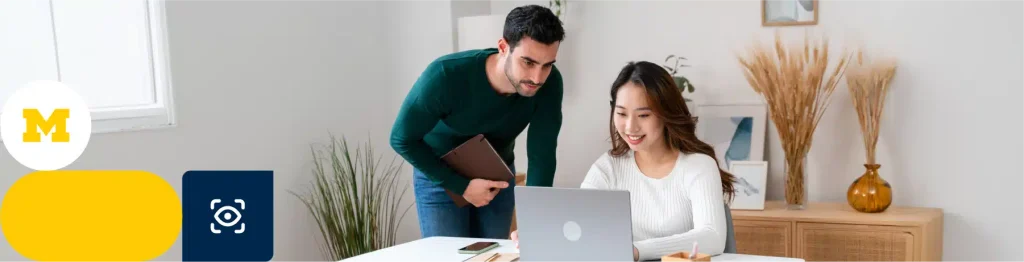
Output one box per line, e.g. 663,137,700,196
514,186,634,261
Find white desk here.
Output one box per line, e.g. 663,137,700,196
341,236,805,261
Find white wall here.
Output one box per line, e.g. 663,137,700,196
451,0,492,52
0,0,454,260
495,0,1023,260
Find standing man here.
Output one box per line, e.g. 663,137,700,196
390,5,565,239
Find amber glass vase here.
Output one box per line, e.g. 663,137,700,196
846,164,892,213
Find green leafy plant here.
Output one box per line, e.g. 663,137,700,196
664,55,695,101
290,134,412,261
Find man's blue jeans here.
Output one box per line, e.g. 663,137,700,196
413,167,516,239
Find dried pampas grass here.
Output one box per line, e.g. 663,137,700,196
736,31,853,207
846,51,897,165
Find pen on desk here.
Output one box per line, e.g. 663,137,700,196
690,242,698,259
483,253,499,262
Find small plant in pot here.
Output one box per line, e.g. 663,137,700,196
663,55,695,102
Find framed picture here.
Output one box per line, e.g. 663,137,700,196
694,103,767,171
762,0,818,26
728,161,768,210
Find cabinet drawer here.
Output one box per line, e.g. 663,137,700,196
733,219,792,257
797,223,915,261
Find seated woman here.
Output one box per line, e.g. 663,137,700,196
512,61,737,261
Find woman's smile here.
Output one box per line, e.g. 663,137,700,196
625,134,645,145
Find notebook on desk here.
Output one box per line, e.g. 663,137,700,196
441,134,515,207
466,252,519,262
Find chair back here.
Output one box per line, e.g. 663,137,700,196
723,203,737,253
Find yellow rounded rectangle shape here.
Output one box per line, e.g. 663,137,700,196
1,170,181,261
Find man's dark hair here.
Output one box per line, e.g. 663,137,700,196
503,5,565,51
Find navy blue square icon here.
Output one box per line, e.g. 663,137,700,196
183,170,273,261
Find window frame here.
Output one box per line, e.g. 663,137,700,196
0,0,177,139
89,0,176,134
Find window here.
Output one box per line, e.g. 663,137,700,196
0,0,174,134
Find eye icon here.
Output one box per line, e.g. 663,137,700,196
215,205,242,226
210,199,245,234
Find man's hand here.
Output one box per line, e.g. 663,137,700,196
633,246,639,261
462,178,508,207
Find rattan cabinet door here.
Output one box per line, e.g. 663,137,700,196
797,223,915,261
733,220,792,257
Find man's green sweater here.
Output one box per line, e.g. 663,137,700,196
390,48,562,195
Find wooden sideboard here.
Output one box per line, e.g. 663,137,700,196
731,201,943,261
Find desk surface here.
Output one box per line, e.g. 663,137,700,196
341,236,805,261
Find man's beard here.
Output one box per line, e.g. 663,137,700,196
503,57,541,97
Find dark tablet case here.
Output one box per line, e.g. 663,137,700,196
440,134,515,207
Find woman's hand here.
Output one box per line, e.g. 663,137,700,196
633,246,639,261
511,230,519,249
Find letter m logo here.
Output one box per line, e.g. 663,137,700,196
23,108,70,143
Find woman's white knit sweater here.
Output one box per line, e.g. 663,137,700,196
580,150,728,261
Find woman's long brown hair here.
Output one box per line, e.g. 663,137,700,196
608,61,737,203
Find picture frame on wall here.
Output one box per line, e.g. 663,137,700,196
728,161,769,210
694,103,767,171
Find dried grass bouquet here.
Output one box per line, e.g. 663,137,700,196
736,31,853,209
846,51,897,165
